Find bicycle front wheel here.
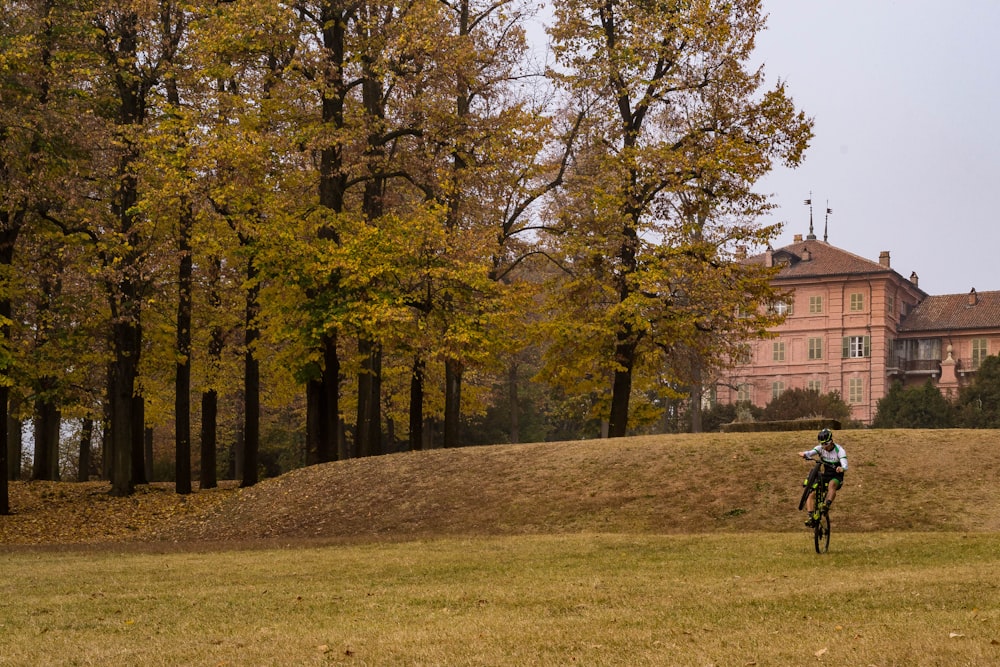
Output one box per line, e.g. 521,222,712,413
814,511,830,554
799,464,820,510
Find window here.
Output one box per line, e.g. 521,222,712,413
898,338,941,361
737,383,752,403
848,378,863,404
916,338,941,360
772,299,794,316
972,339,988,369
809,296,824,314
808,337,823,360
842,335,871,359
808,380,823,393
772,381,784,400
773,341,785,362
850,293,864,311
887,294,896,317
701,387,717,410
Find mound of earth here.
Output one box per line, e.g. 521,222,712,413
2,429,998,549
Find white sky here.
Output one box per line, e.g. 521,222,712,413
529,1,1000,297
755,0,1000,296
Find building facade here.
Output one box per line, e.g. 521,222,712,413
716,233,1000,424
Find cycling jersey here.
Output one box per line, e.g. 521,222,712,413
804,443,848,470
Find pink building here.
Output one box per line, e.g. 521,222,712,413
716,233,1000,424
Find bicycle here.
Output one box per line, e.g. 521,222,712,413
798,455,836,553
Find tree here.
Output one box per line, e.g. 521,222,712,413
872,380,954,429
34,0,191,496
544,0,811,437
1,0,97,503
956,355,1000,428
761,388,851,423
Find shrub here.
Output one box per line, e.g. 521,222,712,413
955,354,1000,427
760,388,851,422
873,379,954,428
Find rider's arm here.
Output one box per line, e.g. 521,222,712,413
800,446,819,458
837,447,848,471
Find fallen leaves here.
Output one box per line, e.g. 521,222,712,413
0,480,239,546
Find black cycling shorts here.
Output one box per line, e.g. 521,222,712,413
820,467,844,487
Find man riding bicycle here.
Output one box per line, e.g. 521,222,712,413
800,428,848,527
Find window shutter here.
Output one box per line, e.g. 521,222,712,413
842,337,849,358
864,335,871,357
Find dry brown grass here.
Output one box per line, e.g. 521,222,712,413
3,430,1000,666
2,428,998,548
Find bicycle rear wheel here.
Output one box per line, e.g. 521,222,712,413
814,511,830,553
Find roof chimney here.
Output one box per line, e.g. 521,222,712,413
793,234,803,243
879,251,890,268
764,248,773,267
969,288,978,306
735,245,746,260
802,247,812,261
910,271,919,287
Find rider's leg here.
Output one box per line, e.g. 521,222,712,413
805,490,816,513
825,479,840,506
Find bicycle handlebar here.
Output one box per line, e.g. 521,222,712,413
803,454,840,469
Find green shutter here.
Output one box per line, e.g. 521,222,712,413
842,337,849,358
864,335,871,358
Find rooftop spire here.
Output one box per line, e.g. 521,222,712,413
824,201,832,242
804,193,816,240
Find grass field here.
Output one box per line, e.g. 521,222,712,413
1,429,999,665
2,533,999,665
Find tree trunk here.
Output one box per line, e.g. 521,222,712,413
444,358,463,447
508,363,520,444
409,357,425,451
356,337,382,457
6,405,21,482
144,427,153,482
0,386,7,515
78,418,94,482
32,398,60,481
199,390,218,489
689,385,704,434
131,393,147,485
175,202,193,494
607,336,637,438
304,1,348,468
324,335,342,461
199,257,224,489
109,319,137,497
0,239,10,511
306,379,323,465
241,262,260,488
307,333,341,464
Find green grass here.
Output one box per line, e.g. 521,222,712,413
3,533,999,666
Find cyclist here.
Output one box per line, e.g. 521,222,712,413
800,428,848,527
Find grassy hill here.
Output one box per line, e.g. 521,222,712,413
2,429,999,548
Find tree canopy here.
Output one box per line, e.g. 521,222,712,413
1,0,813,504
873,380,955,429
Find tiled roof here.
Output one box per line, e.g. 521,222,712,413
898,290,1000,332
746,238,906,282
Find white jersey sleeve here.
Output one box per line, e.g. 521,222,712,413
809,444,847,470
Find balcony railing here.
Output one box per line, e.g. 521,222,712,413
957,358,982,374
886,358,982,376
886,358,941,375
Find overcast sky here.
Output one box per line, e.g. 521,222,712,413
754,0,1000,296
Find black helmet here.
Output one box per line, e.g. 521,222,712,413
817,428,833,444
